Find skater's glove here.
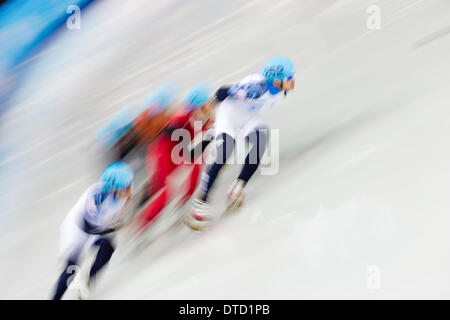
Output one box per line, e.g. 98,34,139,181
215,86,231,102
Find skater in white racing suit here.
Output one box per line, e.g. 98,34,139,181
190,56,296,223
51,161,133,300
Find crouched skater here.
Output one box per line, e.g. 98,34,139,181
51,161,134,300
189,56,296,225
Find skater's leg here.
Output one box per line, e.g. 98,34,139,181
237,128,268,183
179,163,202,204
138,143,160,207
138,139,176,228
224,129,268,208
88,237,115,285
52,221,88,300
138,185,171,229
149,139,177,193
189,133,236,225
198,133,235,202
52,258,78,300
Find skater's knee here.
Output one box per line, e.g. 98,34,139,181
94,237,115,258
89,237,115,281
215,133,235,164
62,259,79,281
245,128,268,164
52,259,79,300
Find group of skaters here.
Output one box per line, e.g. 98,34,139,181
51,56,296,299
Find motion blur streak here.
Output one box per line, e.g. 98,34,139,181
1,0,450,299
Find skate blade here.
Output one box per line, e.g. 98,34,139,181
224,200,243,215
75,287,91,300
184,215,209,231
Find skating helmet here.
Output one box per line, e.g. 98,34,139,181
96,106,135,149
262,55,296,81
184,83,213,109
100,161,134,192
142,82,178,112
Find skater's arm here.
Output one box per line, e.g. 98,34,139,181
82,218,117,235
82,184,125,235
84,185,102,217
214,84,258,102
82,201,126,235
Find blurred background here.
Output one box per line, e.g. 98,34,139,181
1,0,450,299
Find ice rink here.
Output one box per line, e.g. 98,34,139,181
1,0,450,299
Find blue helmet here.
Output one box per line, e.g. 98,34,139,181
184,83,212,109
96,106,136,149
142,82,178,112
100,161,134,192
262,55,296,81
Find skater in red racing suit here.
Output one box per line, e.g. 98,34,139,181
136,84,216,232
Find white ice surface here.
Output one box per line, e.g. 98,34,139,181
1,0,450,299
